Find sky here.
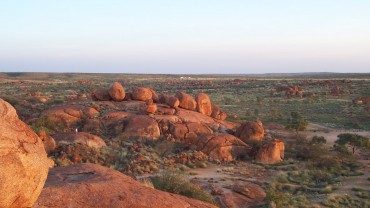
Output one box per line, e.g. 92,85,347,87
0,0,369,74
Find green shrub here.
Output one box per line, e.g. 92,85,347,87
265,185,290,207
30,116,59,134
322,194,367,208
151,172,217,205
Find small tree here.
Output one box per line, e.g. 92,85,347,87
285,112,308,134
335,133,370,155
311,136,326,145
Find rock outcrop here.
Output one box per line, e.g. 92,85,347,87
108,82,125,101
235,121,264,142
53,132,107,149
33,163,216,208
0,98,52,208
255,139,285,164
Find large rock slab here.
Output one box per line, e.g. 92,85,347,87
33,163,216,208
0,98,53,208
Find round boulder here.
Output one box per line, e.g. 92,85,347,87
235,121,265,142
0,98,53,208
175,91,197,111
108,82,126,101
132,87,153,101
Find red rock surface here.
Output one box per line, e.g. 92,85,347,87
195,93,212,116
175,91,197,111
235,121,265,142
53,132,107,149
255,139,285,164
176,108,215,124
170,122,213,142
33,163,216,208
108,82,125,101
0,98,53,208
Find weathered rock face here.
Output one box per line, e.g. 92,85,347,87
255,139,285,164
33,163,216,208
194,134,250,161
175,91,197,111
235,121,265,142
120,115,160,140
170,122,213,143
53,132,107,149
41,105,99,127
196,93,212,116
108,82,125,101
38,130,56,153
93,89,111,101
0,98,52,208
132,87,154,101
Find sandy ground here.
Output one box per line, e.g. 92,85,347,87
305,123,370,145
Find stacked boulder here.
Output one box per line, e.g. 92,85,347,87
93,82,126,101
92,83,227,121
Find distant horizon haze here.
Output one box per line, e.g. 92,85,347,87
1,1,370,74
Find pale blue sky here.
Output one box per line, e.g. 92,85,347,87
0,0,369,74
